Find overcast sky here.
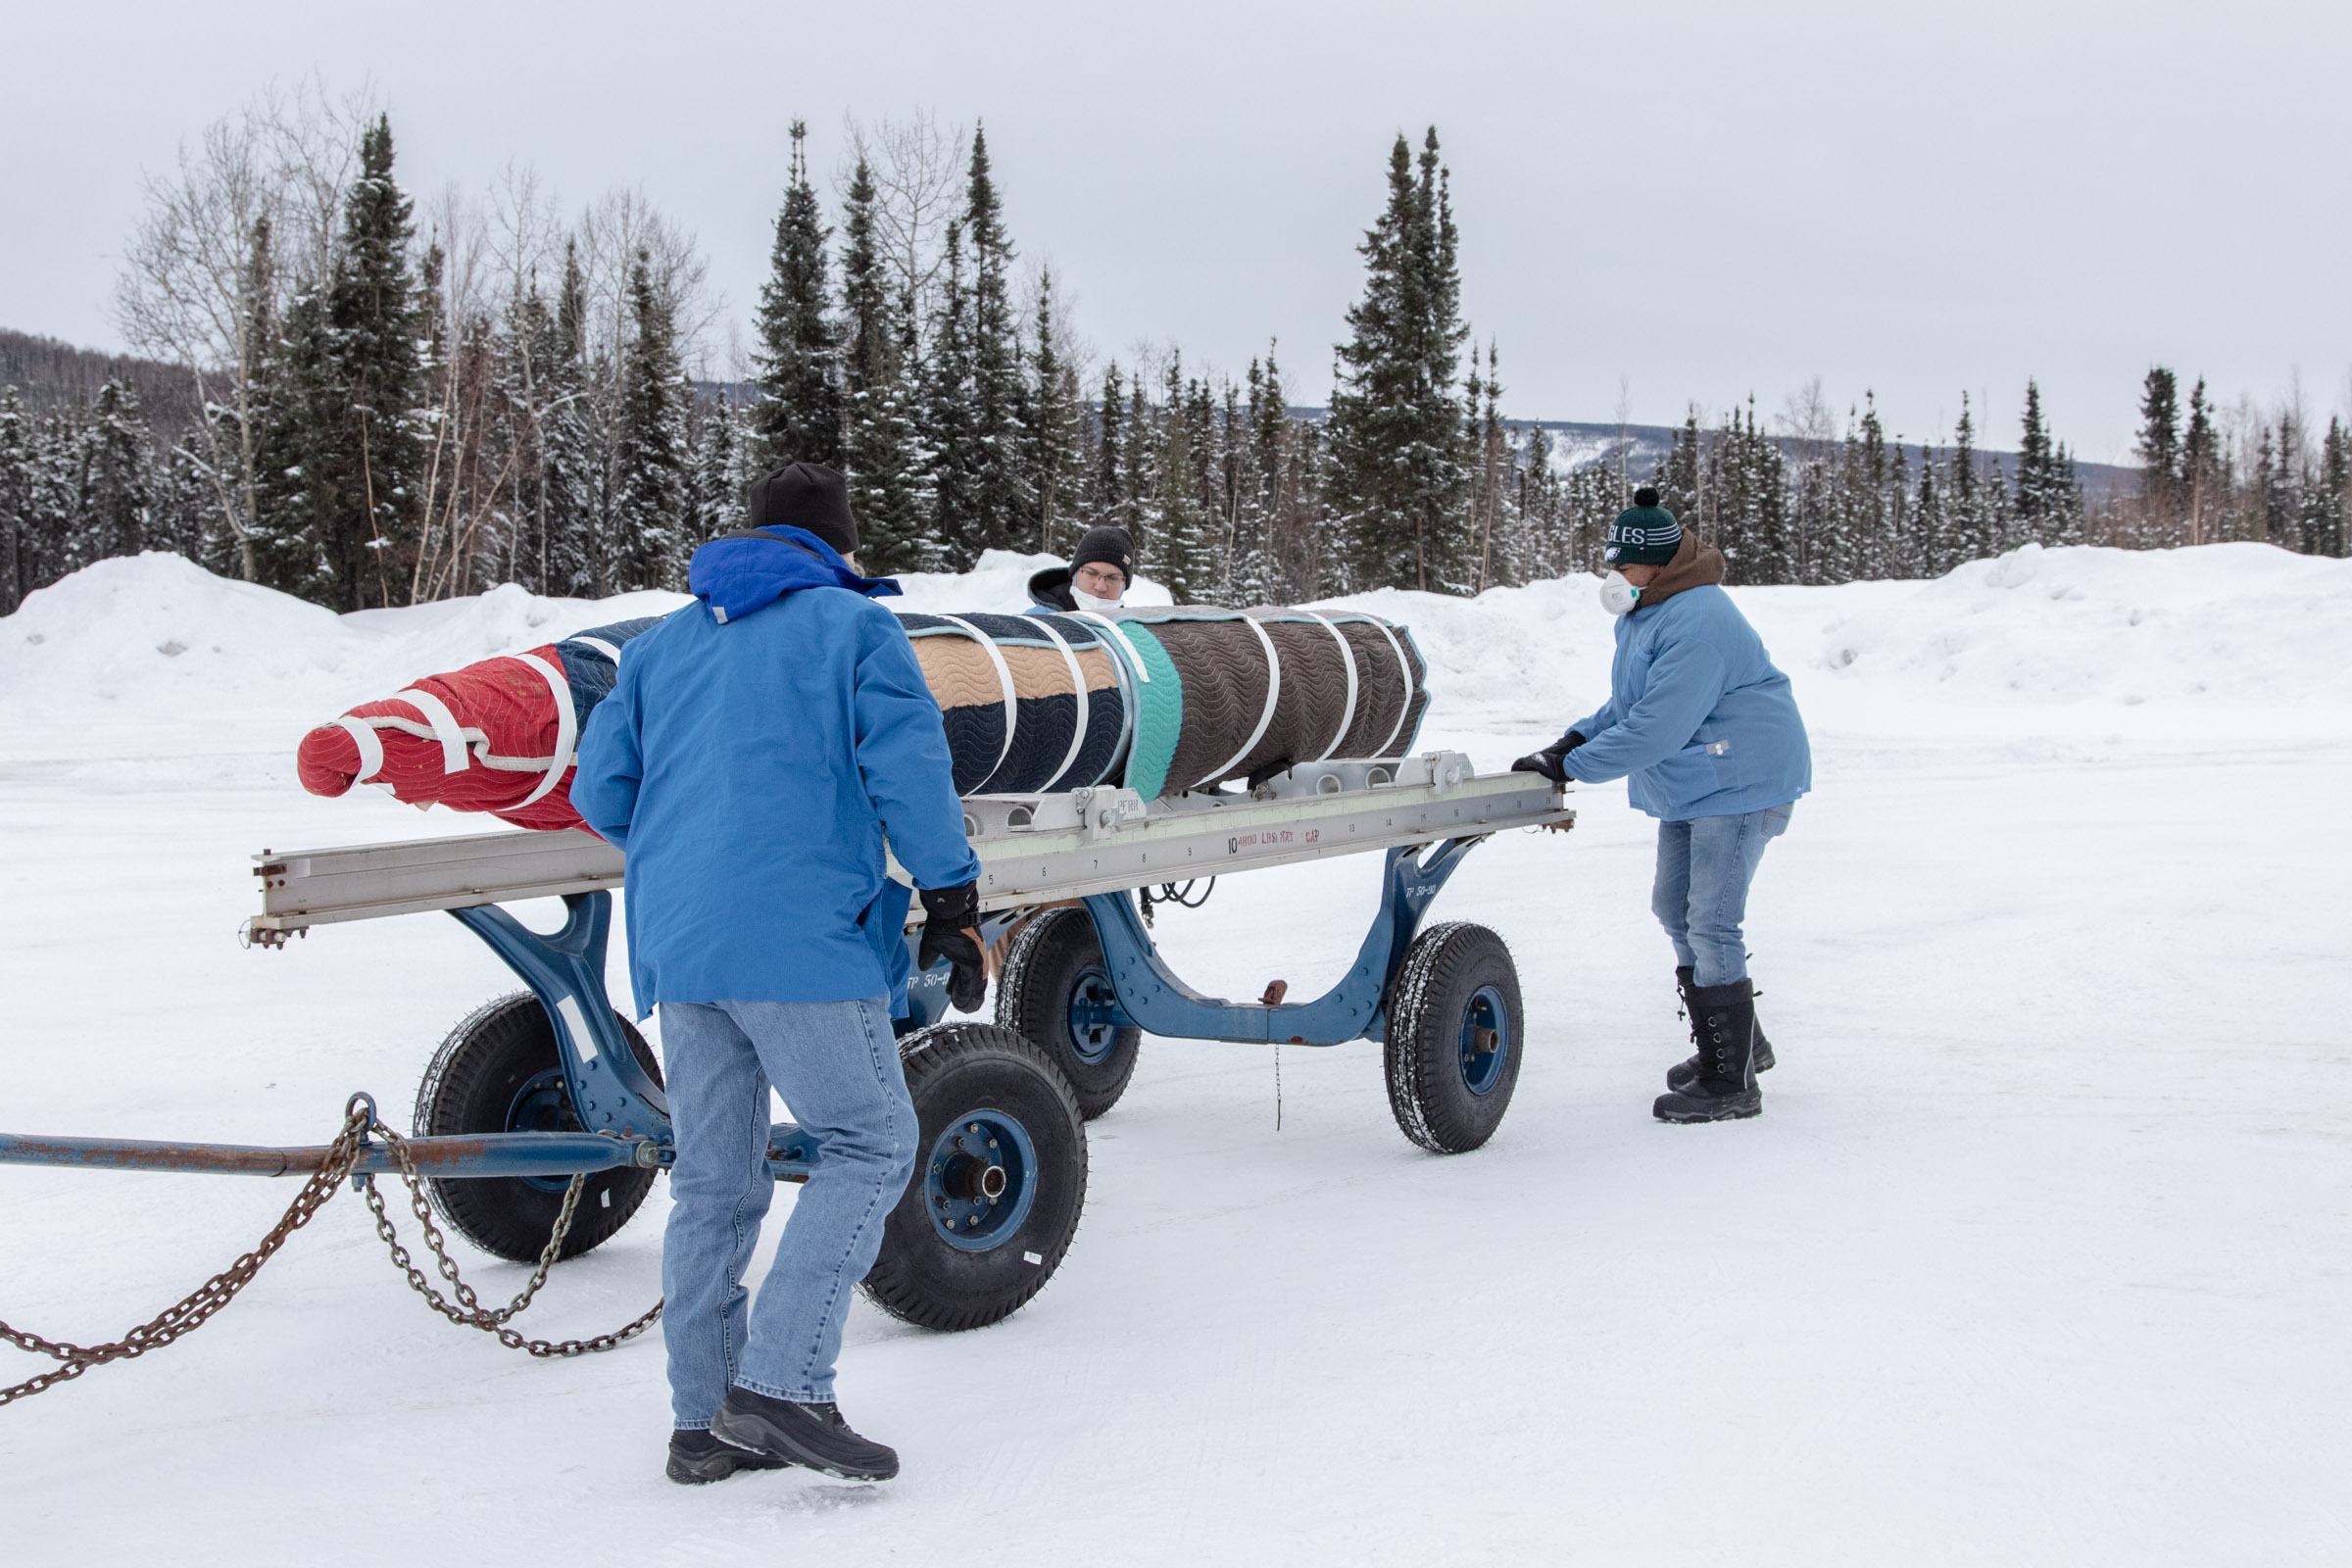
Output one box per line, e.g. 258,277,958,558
7,0,2348,460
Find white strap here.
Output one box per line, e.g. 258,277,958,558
393,688,469,775
1196,615,1283,788
1303,613,1359,762
1067,610,1150,682
570,636,622,664
1366,618,1416,757
335,717,385,783
1055,612,1136,773
935,614,1018,783
507,654,578,810
1020,615,1092,789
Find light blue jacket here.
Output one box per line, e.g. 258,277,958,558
571,529,980,1017
1564,582,1811,820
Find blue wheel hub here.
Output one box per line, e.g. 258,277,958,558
923,1109,1039,1251
506,1067,580,1192
1457,985,1510,1097
1065,966,1123,1064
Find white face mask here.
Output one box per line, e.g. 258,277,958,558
1072,587,1124,613
1597,570,1641,617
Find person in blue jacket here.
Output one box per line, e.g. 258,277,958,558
571,462,988,1487
1514,488,1811,1123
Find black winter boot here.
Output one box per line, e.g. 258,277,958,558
710,1387,902,1481
666,1427,788,1485
1666,967,1775,1091
1653,978,1762,1122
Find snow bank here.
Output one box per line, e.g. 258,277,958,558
1329,542,2352,747
1781,542,2352,710
2,541,2343,784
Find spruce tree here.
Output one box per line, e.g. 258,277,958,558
1152,393,1213,603
0,388,29,612
962,125,1028,553
79,380,152,562
838,155,929,570
1914,439,1946,576
689,397,746,544
612,250,690,590
1465,344,1512,591
1512,420,1561,581
922,220,981,566
321,115,425,609
1948,393,1991,564
2135,368,2181,544
1120,374,1157,564
2180,377,2222,546
252,115,424,610
541,243,599,595
753,121,845,471
1023,270,1083,555
2014,380,2059,545
2320,416,2349,558
1088,362,1127,533
1325,128,1472,593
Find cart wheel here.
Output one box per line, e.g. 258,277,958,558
413,991,663,1262
861,1023,1087,1332
996,906,1142,1119
1383,922,1523,1154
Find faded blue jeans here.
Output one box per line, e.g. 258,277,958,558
658,997,917,1426
1651,803,1794,988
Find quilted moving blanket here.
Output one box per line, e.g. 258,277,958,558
295,605,1427,832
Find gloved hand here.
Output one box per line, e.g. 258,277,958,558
917,881,989,1013
1510,731,1585,785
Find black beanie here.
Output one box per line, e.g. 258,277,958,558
747,462,858,557
1070,525,1136,585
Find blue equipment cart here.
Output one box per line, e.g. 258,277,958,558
2,753,1570,1331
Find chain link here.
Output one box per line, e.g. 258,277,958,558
1,1094,662,1404
357,1119,662,1357
0,1096,375,1406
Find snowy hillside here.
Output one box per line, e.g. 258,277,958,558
1,544,2346,1564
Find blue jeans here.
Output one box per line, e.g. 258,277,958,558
658,997,917,1425
1651,804,1794,988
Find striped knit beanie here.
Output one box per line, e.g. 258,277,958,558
1605,488,1682,566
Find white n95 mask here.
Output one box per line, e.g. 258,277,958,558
1597,570,1641,616
1073,588,1123,613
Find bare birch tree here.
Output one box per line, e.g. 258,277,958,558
112,80,373,580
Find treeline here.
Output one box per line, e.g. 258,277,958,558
2,89,2347,619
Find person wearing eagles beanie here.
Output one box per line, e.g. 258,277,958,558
1513,488,1811,1123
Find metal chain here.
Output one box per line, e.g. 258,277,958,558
0,1096,376,1407
356,1119,662,1358
1,1094,663,1405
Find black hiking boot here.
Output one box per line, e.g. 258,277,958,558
666,1427,789,1486
1667,967,1775,1091
1654,978,1762,1122
710,1387,901,1481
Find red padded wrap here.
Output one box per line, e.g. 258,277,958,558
294,643,589,832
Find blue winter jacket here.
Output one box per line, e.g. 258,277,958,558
1563,571,1811,820
570,528,981,1018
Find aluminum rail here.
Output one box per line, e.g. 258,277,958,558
247,752,1572,939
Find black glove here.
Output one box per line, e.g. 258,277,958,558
917,882,988,1013
1510,731,1585,785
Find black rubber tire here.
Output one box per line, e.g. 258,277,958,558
995,906,1143,1119
1383,921,1524,1154
860,1023,1088,1332
413,991,663,1263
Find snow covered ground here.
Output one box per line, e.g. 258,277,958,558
2,543,2347,1564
